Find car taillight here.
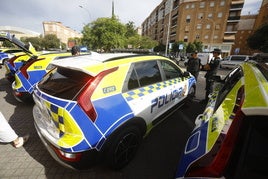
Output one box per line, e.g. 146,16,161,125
20,57,44,79
9,55,24,67
51,145,82,162
77,67,118,122
185,86,245,178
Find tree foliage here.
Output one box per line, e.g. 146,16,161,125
82,17,126,52
42,34,61,50
21,36,43,51
247,24,268,52
81,18,158,52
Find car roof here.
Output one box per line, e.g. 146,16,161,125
51,53,168,76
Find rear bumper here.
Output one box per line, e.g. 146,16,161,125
34,122,101,170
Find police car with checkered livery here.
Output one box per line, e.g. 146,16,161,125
32,53,196,170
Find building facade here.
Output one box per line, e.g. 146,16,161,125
232,0,268,55
43,21,82,48
0,26,40,39
142,0,244,56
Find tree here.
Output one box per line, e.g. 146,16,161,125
153,43,166,54
247,24,268,52
186,42,195,53
82,17,127,52
171,41,186,54
21,36,43,51
42,34,61,50
125,21,137,38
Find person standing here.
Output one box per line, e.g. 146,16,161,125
0,112,29,148
71,46,80,56
186,51,201,80
203,48,222,102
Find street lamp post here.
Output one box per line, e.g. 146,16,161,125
165,0,173,57
79,5,91,23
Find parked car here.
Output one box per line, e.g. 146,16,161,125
175,58,268,179
0,32,38,82
12,52,72,102
32,53,196,170
220,55,250,69
0,52,9,65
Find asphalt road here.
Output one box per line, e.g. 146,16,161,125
0,64,230,179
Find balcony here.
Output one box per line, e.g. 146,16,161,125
227,16,241,22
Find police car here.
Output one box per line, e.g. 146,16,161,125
175,56,268,178
12,52,72,102
32,53,196,170
0,32,38,82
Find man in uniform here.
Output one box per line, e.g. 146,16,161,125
186,51,201,80
203,48,222,102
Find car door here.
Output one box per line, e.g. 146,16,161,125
123,59,186,125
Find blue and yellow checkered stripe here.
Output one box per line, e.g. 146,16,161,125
44,101,65,137
123,78,183,101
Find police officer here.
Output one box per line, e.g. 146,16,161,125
71,46,80,56
186,51,201,80
203,48,221,102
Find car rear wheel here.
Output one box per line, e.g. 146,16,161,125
104,126,142,170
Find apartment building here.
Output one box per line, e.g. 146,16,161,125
142,0,244,55
43,21,82,48
232,0,268,55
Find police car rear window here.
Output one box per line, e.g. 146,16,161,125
38,67,91,100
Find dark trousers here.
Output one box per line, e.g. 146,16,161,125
205,77,214,100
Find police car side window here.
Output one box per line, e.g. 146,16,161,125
160,60,182,80
127,61,162,90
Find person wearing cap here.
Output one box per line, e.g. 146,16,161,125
71,46,80,56
186,51,201,81
203,48,222,102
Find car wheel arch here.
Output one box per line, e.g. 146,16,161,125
100,117,147,169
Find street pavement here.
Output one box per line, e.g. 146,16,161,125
0,63,229,179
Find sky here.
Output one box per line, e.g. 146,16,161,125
0,0,263,34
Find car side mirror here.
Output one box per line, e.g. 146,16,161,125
183,71,190,77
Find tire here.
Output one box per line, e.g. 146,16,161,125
104,126,142,170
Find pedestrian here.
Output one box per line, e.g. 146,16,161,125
186,51,201,80
71,46,80,56
0,112,29,148
203,48,222,102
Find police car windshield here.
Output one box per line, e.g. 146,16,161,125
214,67,243,111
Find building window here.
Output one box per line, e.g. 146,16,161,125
186,4,190,9
191,3,195,8
205,35,209,39
186,15,191,23
210,1,215,7
196,34,200,39
184,36,188,42
220,0,225,6
198,13,204,19
197,24,202,29
200,2,205,8
215,24,220,30
208,13,213,18
218,12,223,18
185,26,190,32
206,24,211,29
